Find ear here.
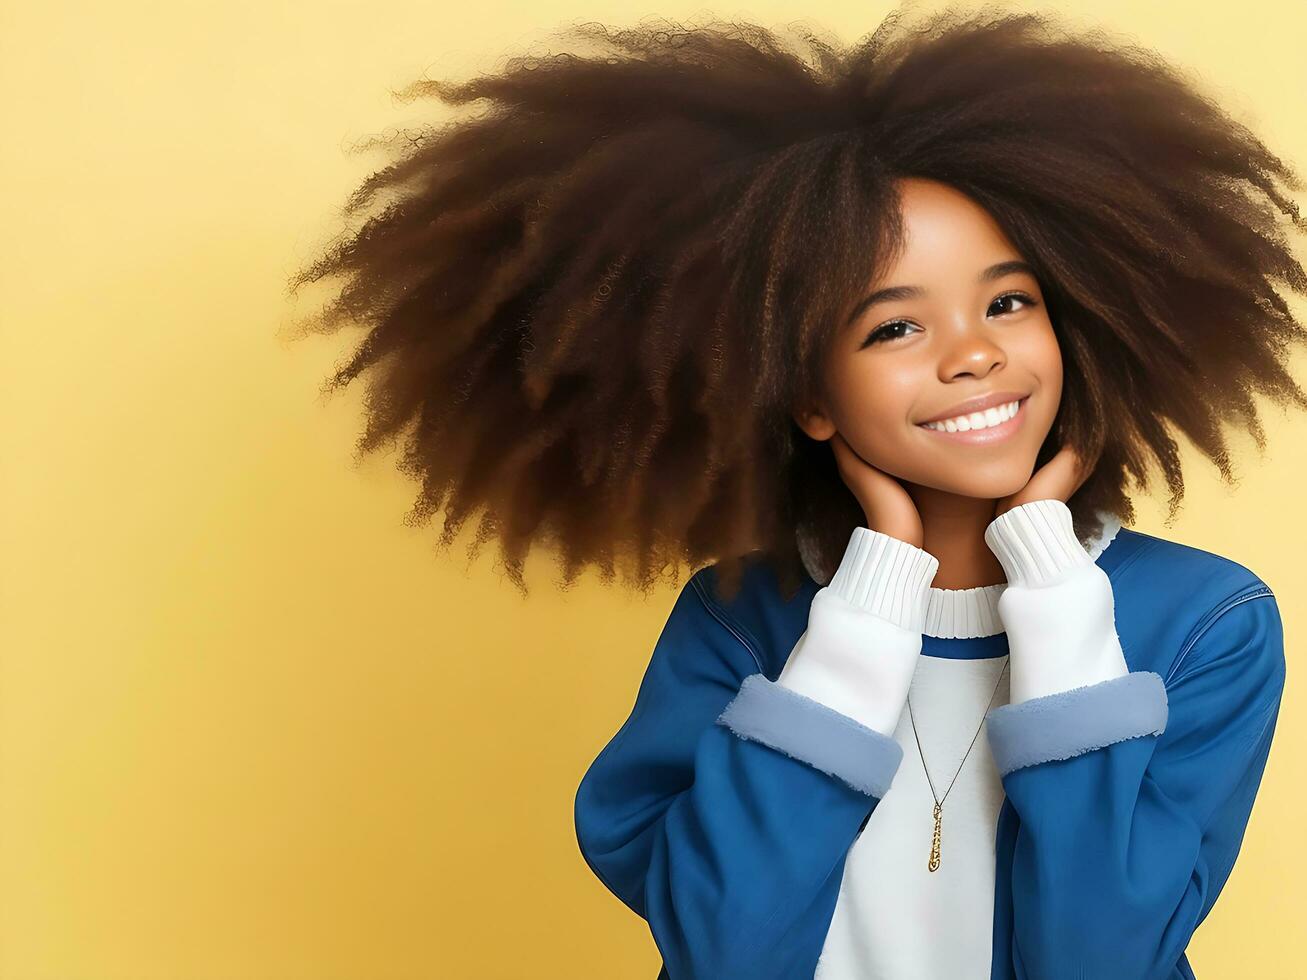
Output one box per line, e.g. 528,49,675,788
792,402,837,442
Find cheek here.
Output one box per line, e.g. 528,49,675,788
1031,311,1061,364
824,358,927,474
1000,317,1063,408
1002,322,1063,456
1031,325,1064,406
828,358,917,435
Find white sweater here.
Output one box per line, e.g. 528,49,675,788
784,500,1125,979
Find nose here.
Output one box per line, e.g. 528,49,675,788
937,323,1005,381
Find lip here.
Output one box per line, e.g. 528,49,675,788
917,390,1030,424
917,395,1030,445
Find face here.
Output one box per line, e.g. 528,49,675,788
796,177,1063,503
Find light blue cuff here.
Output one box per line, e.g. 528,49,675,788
716,673,904,798
985,670,1168,777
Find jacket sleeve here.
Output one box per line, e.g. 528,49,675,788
982,499,1287,980
573,528,938,979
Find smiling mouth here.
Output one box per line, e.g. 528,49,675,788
916,396,1030,443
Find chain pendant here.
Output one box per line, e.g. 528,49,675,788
927,801,943,872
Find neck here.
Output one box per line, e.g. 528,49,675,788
796,497,1122,641
905,485,1005,591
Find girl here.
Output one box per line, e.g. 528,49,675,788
288,8,1305,977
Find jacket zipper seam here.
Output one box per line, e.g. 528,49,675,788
690,574,766,675
1164,585,1274,685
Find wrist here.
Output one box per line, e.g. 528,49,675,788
986,499,1130,702
828,526,939,633
984,499,1093,587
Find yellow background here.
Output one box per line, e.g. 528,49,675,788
3,1,1304,977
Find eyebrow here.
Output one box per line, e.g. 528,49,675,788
845,260,1038,326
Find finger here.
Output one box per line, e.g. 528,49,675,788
1028,445,1086,503
828,430,849,467
1051,444,1094,497
1069,445,1095,494
829,431,862,475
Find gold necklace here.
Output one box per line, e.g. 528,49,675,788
907,658,1009,873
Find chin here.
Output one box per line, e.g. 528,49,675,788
910,461,1039,501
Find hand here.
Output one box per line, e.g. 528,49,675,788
993,443,1093,519
829,431,924,548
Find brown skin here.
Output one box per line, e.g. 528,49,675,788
795,177,1092,589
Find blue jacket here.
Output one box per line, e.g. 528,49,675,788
573,526,1287,979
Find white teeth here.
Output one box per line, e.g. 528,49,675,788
922,399,1021,432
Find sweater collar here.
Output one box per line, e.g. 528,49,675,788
798,510,1124,640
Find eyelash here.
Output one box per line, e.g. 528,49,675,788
861,291,1040,348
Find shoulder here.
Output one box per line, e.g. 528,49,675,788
1105,525,1274,614
1105,526,1281,684
691,555,817,679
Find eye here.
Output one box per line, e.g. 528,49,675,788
988,291,1039,317
861,319,922,349
859,292,1040,349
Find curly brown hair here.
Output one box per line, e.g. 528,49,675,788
285,7,1307,603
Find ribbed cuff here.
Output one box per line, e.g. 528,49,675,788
827,527,939,632
984,499,1093,587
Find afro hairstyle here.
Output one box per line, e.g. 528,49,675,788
286,6,1307,603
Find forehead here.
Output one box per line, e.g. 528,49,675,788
880,177,1023,279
